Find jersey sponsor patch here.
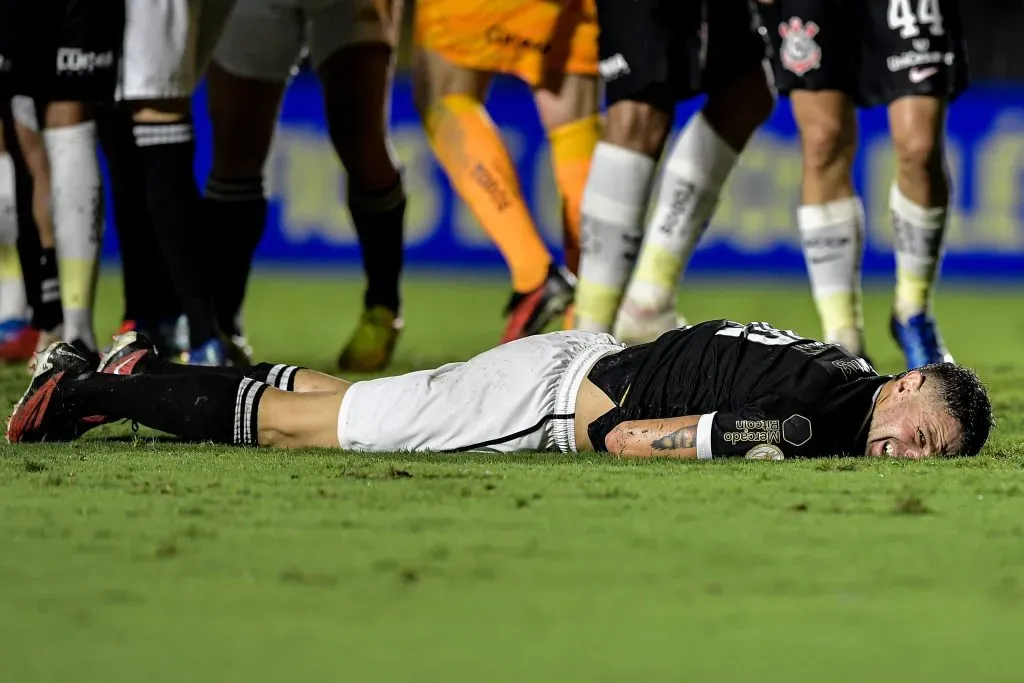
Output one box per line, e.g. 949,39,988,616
778,17,821,76
782,414,812,447
745,444,785,460
724,419,781,446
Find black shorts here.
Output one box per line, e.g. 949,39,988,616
0,0,123,102
595,0,770,107
763,0,968,107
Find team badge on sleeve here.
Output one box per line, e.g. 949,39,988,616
778,17,822,76
745,444,785,460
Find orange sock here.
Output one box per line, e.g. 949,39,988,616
425,94,551,293
549,114,600,277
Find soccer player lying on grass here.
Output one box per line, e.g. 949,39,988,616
7,320,992,460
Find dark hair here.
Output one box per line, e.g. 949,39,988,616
912,362,993,456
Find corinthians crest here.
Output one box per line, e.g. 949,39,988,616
778,17,822,76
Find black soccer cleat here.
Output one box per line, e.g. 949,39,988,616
97,331,159,376
7,342,93,443
501,265,576,344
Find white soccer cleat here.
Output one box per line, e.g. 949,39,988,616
613,299,687,346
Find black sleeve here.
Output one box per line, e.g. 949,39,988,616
587,406,626,453
697,401,820,460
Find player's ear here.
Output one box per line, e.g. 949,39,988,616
896,370,926,394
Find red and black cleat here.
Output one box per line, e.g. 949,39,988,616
6,342,94,443
501,265,576,344
98,331,158,376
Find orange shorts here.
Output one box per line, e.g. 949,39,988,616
414,0,598,86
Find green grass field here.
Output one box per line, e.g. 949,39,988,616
2,272,1024,682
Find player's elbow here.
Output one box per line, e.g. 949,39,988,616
603,425,630,456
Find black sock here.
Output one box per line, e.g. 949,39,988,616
348,178,405,313
2,104,63,331
134,118,218,347
146,359,303,391
32,247,63,332
65,371,268,445
203,177,267,336
98,106,181,323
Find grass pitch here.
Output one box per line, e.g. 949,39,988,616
2,272,1024,683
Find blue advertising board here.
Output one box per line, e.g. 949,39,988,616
101,72,1024,280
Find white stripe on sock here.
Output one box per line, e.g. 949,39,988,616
234,378,254,444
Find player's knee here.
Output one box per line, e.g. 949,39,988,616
604,100,671,157
799,116,854,176
892,129,942,177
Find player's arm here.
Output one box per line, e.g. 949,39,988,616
604,415,704,459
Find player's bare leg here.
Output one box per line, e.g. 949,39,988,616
129,97,223,365
11,115,63,353
35,99,104,356
533,69,601,326
887,95,953,368
204,60,286,366
616,68,773,344
572,91,669,335
6,336,350,448
414,48,572,343
790,90,867,357
321,43,406,372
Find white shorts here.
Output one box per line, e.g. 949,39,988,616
212,0,400,82
118,0,238,100
337,331,623,454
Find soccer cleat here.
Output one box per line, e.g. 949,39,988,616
501,265,576,344
613,298,686,347
7,342,93,443
338,306,403,372
0,319,40,363
98,331,158,376
186,338,228,367
890,312,954,370
68,338,101,369
226,334,254,368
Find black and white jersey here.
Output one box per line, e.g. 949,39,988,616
587,320,889,459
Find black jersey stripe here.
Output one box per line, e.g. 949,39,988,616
441,413,575,453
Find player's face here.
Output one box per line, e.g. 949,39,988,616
865,372,963,459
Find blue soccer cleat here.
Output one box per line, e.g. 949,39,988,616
186,338,227,367
890,312,954,370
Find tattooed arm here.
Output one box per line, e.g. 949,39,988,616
603,415,702,459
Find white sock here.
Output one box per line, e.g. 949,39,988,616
0,152,27,322
574,142,656,333
798,197,866,353
891,184,947,323
625,112,739,312
44,121,102,350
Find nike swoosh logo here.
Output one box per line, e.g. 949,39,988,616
908,67,939,83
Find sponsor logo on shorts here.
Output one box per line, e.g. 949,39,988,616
725,419,781,445
598,53,630,82
908,66,940,83
782,414,812,447
886,49,953,73
485,25,551,54
745,444,785,460
56,48,115,74
778,17,821,76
